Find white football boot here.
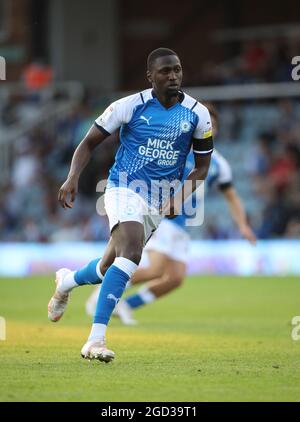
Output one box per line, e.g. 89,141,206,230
48,268,72,322
113,300,138,326
81,337,115,363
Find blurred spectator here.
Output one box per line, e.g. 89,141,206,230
268,144,298,193
285,217,300,238
250,132,274,177
23,61,53,91
258,191,292,238
199,38,299,86
1,80,300,242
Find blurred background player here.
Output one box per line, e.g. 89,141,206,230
85,103,257,324
47,48,213,362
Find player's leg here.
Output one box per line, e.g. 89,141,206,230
74,237,117,286
146,259,186,296
99,237,117,275
85,248,168,317
130,218,187,287
123,258,186,312
81,221,144,362
130,250,168,285
84,238,117,316
48,238,116,322
115,219,189,324
110,250,169,325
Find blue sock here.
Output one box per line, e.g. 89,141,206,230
125,294,146,309
94,258,137,325
74,258,103,286
125,286,156,310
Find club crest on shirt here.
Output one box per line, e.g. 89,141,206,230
180,120,191,133
124,206,136,215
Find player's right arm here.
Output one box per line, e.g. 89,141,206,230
58,94,138,209
215,151,256,245
58,125,108,209
222,186,257,245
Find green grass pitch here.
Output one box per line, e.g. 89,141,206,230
0,274,300,402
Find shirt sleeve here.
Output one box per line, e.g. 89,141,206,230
216,152,233,188
192,104,214,155
94,93,140,135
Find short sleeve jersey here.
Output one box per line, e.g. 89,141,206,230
95,89,213,207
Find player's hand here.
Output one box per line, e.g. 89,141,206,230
58,176,78,209
240,224,257,245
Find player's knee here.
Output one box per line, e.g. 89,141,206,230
151,267,164,279
173,276,184,289
120,249,142,265
167,273,184,289
127,251,142,265
162,271,183,288
116,240,143,265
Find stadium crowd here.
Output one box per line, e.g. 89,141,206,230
1,35,300,242
197,38,300,86
1,94,299,243
250,105,300,239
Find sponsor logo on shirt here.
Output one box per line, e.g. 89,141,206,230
140,115,152,125
138,138,180,167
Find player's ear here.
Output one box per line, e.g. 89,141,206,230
146,70,152,84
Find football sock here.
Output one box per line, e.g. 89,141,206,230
89,258,137,339
57,271,78,294
74,258,104,286
88,323,107,341
125,286,156,309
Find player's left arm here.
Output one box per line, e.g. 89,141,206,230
164,149,212,219
221,185,257,245
164,104,213,218
181,152,211,200
186,102,215,195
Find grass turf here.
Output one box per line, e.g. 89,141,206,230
0,275,300,402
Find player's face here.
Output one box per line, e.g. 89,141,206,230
147,55,183,97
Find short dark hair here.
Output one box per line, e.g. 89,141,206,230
147,48,178,70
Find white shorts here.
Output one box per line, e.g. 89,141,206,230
145,218,191,264
104,187,162,245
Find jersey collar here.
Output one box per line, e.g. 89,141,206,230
151,89,185,105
